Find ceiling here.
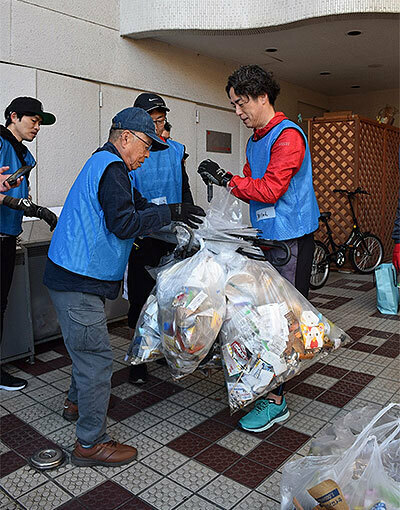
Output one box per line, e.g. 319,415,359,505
138,14,399,96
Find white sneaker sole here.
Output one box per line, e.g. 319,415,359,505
0,384,27,391
240,410,290,433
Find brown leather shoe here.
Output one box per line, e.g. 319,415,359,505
62,399,79,422
71,440,138,467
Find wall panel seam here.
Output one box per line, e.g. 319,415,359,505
16,0,119,32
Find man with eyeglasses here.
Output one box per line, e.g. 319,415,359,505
43,107,205,467
127,93,195,384
197,65,320,434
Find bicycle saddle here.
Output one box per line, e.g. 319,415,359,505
319,212,331,220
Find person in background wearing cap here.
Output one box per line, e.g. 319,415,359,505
0,97,57,392
161,120,172,140
197,65,320,433
43,107,205,467
127,93,195,384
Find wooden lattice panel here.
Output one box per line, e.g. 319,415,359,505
309,119,357,245
358,120,385,238
308,114,400,262
380,128,400,257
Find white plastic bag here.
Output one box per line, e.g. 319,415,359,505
280,403,400,510
310,403,399,456
198,187,245,237
220,256,349,411
156,247,226,378
125,292,163,364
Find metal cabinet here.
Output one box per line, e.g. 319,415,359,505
1,220,129,363
27,243,61,342
1,246,34,363
26,240,129,344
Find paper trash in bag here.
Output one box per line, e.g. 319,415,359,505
156,247,226,378
125,292,163,364
220,256,349,411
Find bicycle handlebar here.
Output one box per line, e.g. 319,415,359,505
333,187,370,196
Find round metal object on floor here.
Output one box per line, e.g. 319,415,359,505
29,447,65,470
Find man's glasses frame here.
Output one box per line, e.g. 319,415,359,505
129,131,152,150
153,118,166,125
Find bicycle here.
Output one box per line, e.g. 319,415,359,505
310,187,384,289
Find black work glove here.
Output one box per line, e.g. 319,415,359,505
168,203,206,229
197,159,232,187
3,196,58,231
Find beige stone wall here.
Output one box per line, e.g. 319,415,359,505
276,80,330,122
0,0,334,207
1,0,395,208
4,0,235,109
330,89,400,127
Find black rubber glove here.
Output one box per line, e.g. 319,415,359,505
197,159,232,187
3,196,58,231
168,203,206,229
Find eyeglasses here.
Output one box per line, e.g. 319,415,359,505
153,118,166,125
129,131,152,150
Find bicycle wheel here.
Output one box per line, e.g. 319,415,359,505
310,241,330,289
351,233,384,273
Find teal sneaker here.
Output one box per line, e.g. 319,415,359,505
239,397,290,432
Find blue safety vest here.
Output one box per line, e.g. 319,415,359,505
0,135,35,235
49,151,135,281
129,139,183,204
247,119,319,241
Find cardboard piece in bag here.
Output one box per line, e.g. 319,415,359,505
293,479,349,510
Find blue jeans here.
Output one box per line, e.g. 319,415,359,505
48,289,112,446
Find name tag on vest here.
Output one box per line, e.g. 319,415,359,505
256,206,276,221
151,196,167,205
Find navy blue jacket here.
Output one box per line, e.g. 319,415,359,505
44,142,171,299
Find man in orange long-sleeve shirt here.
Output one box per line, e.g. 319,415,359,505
198,65,320,433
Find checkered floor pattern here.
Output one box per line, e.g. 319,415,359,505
0,272,399,510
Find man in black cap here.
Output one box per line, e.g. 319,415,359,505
127,93,195,384
43,107,205,467
0,97,57,392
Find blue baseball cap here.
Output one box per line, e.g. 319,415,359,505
111,107,168,152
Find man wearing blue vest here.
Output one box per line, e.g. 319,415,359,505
198,65,320,433
0,97,57,392
127,93,194,384
44,107,205,467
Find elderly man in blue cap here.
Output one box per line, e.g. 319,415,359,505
44,107,205,468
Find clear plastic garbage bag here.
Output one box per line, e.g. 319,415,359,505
125,292,163,364
156,247,226,379
220,255,349,411
280,403,400,510
310,403,399,456
197,187,245,237
310,404,400,483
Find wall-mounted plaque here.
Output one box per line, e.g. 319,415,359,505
206,130,232,153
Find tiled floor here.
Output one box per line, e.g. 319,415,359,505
0,271,399,510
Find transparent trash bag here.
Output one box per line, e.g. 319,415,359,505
280,403,400,510
310,404,400,457
125,292,163,364
220,255,350,411
156,247,226,379
198,187,244,237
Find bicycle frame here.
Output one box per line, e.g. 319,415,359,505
319,193,362,265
